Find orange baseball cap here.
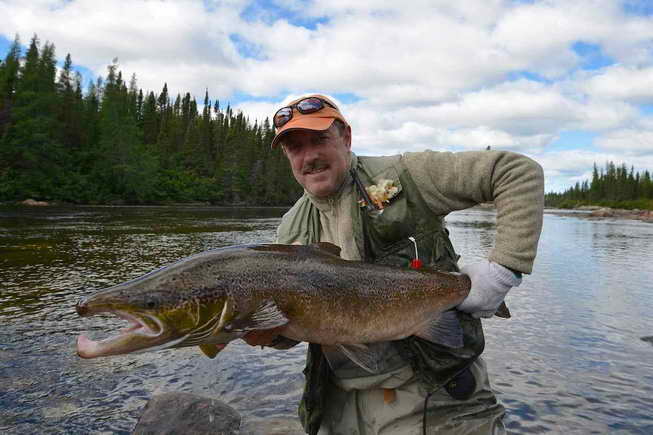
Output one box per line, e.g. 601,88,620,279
270,94,349,149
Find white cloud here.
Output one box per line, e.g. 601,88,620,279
581,65,653,103
1,0,653,190
0,0,245,95
596,129,653,154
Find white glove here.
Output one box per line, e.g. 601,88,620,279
457,260,522,319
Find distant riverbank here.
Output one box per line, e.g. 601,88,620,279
5,199,294,208
11,198,653,223
548,205,653,222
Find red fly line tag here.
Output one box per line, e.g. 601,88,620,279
408,237,423,269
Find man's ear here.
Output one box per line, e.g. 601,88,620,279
344,124,352,150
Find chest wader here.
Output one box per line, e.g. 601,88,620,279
281,156,486,435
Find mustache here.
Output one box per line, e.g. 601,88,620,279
302,160,329,174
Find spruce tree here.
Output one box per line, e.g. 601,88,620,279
0,34,21,132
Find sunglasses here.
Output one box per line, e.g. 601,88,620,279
273,97,338,129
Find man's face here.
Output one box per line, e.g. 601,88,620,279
282,123,352,198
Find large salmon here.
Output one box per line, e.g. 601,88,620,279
75,243,501,371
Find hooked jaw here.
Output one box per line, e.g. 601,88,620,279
75,292,240,359
75,298,166,359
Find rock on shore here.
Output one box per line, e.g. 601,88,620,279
589,207,653,221
21,198,50,206
133,392,241,435
132,392,305,435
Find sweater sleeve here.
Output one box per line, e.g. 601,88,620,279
402,150,544,274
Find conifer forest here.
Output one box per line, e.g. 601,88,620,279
0,35,303,205
545,161,653,210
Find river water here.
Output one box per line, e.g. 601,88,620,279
0,206,651,434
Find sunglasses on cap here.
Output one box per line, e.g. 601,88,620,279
273,97,339,129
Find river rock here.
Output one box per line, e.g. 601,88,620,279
590,208,614,217
21,198,49,206
588,208,653,221
639,210,653,221
132,392,240,435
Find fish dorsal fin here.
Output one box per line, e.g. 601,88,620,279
335,343,380,374
225,300,289,332
415,310,464,348
198,343,226,359
311,242,342,257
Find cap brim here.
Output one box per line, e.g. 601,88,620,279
271,117,335,149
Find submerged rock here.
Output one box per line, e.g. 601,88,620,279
132,392,240,435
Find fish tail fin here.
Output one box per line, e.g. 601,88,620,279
415,310,464,348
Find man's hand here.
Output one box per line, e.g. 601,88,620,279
457,260,522,319
242,328,300,350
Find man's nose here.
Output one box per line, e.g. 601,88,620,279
304,143,321,160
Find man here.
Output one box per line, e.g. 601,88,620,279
250,94,544,435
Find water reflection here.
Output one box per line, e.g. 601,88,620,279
1,206,652,434
448,209,653,434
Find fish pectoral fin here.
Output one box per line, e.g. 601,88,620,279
415,310,464,348
198,343,226,359
494,301,511,319
310,242,342,257
216,297,236,331
227,300,289,332
336,343,381,374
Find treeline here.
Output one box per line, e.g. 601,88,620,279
545,161,653,210
0,34,303,205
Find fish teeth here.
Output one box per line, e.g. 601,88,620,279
113,311,158,336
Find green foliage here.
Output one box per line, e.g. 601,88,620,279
592,199,653,211
545,161,653,210
0,34,302,205
554,199,582,209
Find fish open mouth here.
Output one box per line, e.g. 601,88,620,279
76,310,165,359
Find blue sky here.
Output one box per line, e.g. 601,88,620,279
1,0,653,192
